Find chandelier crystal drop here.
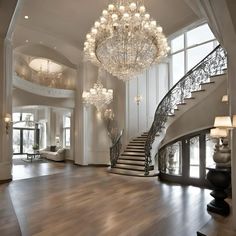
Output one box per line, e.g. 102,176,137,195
84,0,170,81
82,69,113,111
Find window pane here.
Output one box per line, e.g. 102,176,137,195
65,129,70,147
23,130,35,153
187,42,214,70
166,141,182,175
64,117,70,128
13,113,21,122
171,34,184,53
13,129,21,154
172,52,185,85
22,113,34,121
189,136,200,178
187,24,215,47
206,133,215,169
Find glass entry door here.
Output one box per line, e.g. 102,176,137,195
13,128,38,155
23,130,35,153
13,129,21,154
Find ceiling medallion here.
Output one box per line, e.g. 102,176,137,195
82,69,113,111
84,0,169,81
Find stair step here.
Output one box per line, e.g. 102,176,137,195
128,143,145,147
191,89,205,94
115,164,145,171
117,160,145,166
121,152,145,157
200,81,215,86
119,156,145,161
124,149,145,153
133,138,147,141
184,97,195,100
127,145,144,149
129,142,145,145
130,139,145,142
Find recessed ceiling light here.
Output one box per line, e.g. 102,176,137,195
54,46,57,49
25,40,29,43
24,15,29,19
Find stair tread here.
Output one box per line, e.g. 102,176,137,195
114,164,145,171
200,81,215,85
122,152,145,156
191,89,205,93
119,156,145,161
127,145,144,148
124,149,145,153
117,160,145,166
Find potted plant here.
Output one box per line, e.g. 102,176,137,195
32,144,39,151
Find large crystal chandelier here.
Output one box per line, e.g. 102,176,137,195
82,69,113,111
29,57,64,88
84,0,169,81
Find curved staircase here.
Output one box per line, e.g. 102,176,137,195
109,45,227,177
109,132,157,176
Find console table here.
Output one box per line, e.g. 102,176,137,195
206,165,231,216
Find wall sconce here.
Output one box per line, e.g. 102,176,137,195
134,95,142,105
222,95,228,103
4,113,12,134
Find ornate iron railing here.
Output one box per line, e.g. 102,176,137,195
110,130,123,167
144,45,227,175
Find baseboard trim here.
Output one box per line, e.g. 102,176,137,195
0,178,12,184
74,164,110,167
89,164,110,167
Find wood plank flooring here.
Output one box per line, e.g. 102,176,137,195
0,164,235,236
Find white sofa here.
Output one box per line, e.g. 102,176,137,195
39,146,65,162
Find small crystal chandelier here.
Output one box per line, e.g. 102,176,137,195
82,69,113,111
84,0,169,81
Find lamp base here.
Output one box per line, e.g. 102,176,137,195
206,166,231,216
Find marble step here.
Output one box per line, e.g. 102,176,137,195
119,156,145,161
117,160,145,166
121,152,145,157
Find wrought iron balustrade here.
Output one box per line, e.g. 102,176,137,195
144,45,227,175
110,130,123,167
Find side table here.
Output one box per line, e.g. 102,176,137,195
206,165,231,216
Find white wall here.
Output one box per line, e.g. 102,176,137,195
74,61,126,165
126,63,169,140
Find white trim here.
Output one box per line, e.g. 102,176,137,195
13,74,75,98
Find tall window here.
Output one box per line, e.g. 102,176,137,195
63,116,71,147
12,112,38,155
170,24,218,85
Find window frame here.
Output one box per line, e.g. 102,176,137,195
169,22,219,86
63,116,71,148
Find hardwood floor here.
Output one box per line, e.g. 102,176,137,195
12,158,74,180
0,164,234,236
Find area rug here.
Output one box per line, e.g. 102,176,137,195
13,158,49,165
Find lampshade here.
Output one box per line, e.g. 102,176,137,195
222,95,228,102
214,116,232,128
210,128,228,138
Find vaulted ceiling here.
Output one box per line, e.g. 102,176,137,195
12,0,199,65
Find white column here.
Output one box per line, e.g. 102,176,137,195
0,38,13,180
74,63,88,165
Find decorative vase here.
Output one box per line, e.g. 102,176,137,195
213,138,231,167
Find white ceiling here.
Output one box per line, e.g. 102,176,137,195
12,0,199,64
